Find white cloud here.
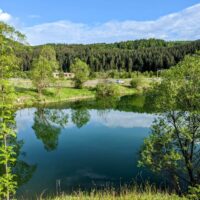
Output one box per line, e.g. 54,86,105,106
2,3,200,45
21,3,200,45
0,9,21,28
0,9,12,22
90,110,155,128
16,108,155,130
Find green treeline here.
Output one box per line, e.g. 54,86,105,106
18,39,200,73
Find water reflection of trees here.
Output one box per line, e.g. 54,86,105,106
95,98,119,122
70,99,119,128
14,159,36,188
47,94,151,114
0,112,36,195
32,108,69,151
71,108,90,128
96,110,110,122
31,95,150,152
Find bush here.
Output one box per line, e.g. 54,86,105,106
96,83,120,98
119,70,128,78
149,71,154,77
89,71,97,79
13,71,30,79
143,71,150,77
108,70,119,78
130,78,143,89
187,185,200,200
131,71,142,78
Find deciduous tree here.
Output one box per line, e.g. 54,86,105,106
0,22,24,200
70,58,90,88
31,45,59,95
139,54,200,194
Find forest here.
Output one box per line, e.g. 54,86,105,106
18,39,200,73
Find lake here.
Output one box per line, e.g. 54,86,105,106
15,96,163,198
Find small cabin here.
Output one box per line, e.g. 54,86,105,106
53,72,75,79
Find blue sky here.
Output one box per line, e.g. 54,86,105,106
0,0,200,44
0,0,199,25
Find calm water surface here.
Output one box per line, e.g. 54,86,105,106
15,96,162,198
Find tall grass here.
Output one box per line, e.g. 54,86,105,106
48,192,184,200
37,185,186,200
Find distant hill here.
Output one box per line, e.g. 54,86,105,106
86,39,191,50
17,39,200,72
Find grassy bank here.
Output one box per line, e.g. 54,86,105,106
11,78,141,107
19,188,186,200
15,87,96,106
47,193,184,200
10,79,155,106
40,188,186,200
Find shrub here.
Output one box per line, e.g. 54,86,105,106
149,71,154,77
143,71,150,77
130,78,143,89
96,83,120,98
108,70,119,78
119,70,128,79
89,71,97,79
187,185,200,200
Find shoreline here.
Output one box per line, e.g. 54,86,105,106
14,86,138,109
14,95,96,108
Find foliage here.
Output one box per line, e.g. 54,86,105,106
145,53,200,111
31,45,59,94
139,54,200,194
130,78,143,89
42,184,186,200
0,22,25,199
70,59,90,88
32,108,68,151
71,108,90,128
96,83,120,98
187,185,200,200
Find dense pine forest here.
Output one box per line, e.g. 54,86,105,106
18,39,200,72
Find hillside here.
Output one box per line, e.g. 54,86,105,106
17,39,200,72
